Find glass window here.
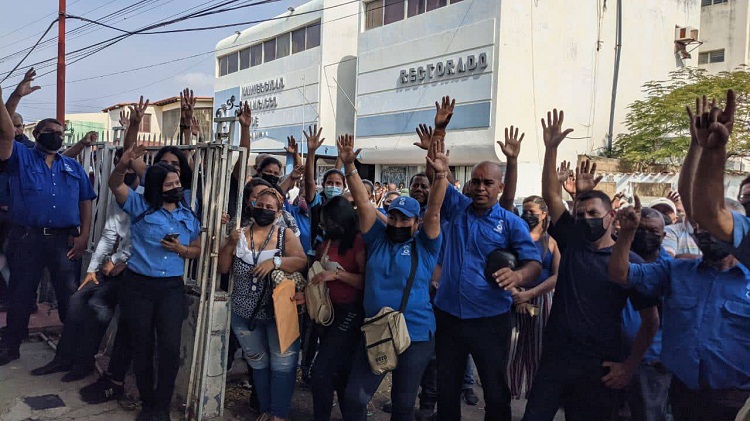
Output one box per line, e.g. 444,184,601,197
365,0,383,30
384,0,405,24
276,32,291,58
264,38,276,62
218,56,228,76
407,0,425,16
426,0,446,11
292,28,306,53
227,52,238,73
307,22,321,48
239,48,251,70
250,44,262,66
699,49,725,64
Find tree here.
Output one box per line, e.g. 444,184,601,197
613,67,750,168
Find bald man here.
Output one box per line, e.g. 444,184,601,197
11,113,33,148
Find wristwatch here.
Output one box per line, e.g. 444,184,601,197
273,256,282,269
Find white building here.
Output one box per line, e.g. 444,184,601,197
214,0,359,177
215,0,701,197
698,0,750,71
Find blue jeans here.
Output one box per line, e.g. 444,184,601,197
231,313,300,418
342,338,435,421
463,355,476,389
625,363,672,421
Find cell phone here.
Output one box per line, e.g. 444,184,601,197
163,233,179,242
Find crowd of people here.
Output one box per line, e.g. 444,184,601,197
0,66,748,421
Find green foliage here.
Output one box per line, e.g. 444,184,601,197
613,67,750,167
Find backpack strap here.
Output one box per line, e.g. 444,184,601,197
398,241,419,314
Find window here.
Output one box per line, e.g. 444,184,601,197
384,0,405,24
276,32,291,58
426,0,447,11
365,0,384,30
307,22,321,48
701,0,727,5
698,49,725,64
264,38,276,62
239,48,251,70
407,0,425,17
227,52,238,73
139,114,151,133
250,44,263,66
292,28,306,53
218,56,228,76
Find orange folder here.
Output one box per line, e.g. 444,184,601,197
273,279,300,354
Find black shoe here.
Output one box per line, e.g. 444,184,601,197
80,376,124,404
249,390,260,412
415,406,436,421
461,388,479,406
382,400,393,413
0,347,19,366
31,358,72,375
61,364,94,382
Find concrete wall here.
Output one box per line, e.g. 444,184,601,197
699,0,750,72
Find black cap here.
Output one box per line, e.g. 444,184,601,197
484,249,518,287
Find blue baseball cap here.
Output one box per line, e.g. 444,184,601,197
387,196,421,219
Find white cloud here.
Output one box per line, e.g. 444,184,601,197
173,72,214,94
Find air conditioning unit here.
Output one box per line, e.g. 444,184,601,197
675,26,699,43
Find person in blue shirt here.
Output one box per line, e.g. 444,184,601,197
109,106,202,421
523,110,658,421
611,200,750,420
339,133,449,421
0,89,98,366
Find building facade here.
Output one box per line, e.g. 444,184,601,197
698,0,750,71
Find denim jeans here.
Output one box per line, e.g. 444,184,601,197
463,355,476,389
625,363,672,421
119,270,184,410
56,273,121,366
1,226,81,351
342,337,435,421
231,313,300,418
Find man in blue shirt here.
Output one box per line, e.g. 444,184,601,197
610,201,750,420
0,91,97,366
523,110,659,420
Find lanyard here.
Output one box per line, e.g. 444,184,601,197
249,223,276,267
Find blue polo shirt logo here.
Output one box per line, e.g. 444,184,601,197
401,245,411,256
64,163,73,172
494,221,504,235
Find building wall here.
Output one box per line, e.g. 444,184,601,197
699,0,750,72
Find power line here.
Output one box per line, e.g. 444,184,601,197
0,19,56,84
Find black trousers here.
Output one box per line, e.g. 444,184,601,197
670,377,750,421
119,269,184,409
435,308,512,421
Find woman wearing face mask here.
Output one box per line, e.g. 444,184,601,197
336,134,449,421
219,189,307,421
256,156,283,186
109,148,202,421
507,196,560,399
309,196,366,420
239,179,300,236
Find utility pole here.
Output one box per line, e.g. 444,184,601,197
56,0,65,123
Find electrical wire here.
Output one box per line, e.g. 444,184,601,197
0,19,56,84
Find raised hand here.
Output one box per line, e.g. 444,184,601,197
119,143,147,168
128,96,150,127
557,160,572,183
304,124,324,152
13,68,41,98
434,96,455,130
190,116,201,138
687,90,736,150
80,131,98,146
575,159,603,195
289,164,304,180
118,110,130,130
426,136,450,174
336,134,357,165
616,194,642,235
611,192,626,210
498,126,524,160
238,101,252,127
414,124,434,150
541,109,574,149
180,88,196,125
285,135,300,156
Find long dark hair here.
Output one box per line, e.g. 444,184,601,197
320,196,358,256
143,162,178,209
523,195,549,259
154,146,192,187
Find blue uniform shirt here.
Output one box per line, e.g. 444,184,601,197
628,257,750,390
362,220,442,341
3,142,96,227
121,192,201,278
434,187,541,319
286,203,312,255
728,211,750,269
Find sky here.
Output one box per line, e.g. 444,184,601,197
0,0,298,122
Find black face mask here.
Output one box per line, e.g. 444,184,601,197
124,173,138,188
575,217,608,243
521,212,540,230
743,202,750,217
162,187,183,204
253,208,277,227
36,132,63,152
261,173,280,185
695,232,731,262
383,204,390,212
385,224,413,244
632,228,662,258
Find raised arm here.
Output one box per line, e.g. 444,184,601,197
0,85,15,160
233,101,252,181
423,136,450,239
123,97,150,180
425,97,456,184
303,124,324,203
279,165,304,195
679,96,710,218
575,159,603,196
63,131,97,159
609,197,642,285
179,88,196,145
541,109,574,223
690,90,736,242
109,144,145,205
339,134,377,233
5,68,40,117
498,126,523,211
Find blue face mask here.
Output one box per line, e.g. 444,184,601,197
324,186,343,198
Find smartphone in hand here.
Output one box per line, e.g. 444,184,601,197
163,233,180,242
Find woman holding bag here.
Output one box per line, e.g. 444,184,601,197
338,134,449,421
219,188,307,421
